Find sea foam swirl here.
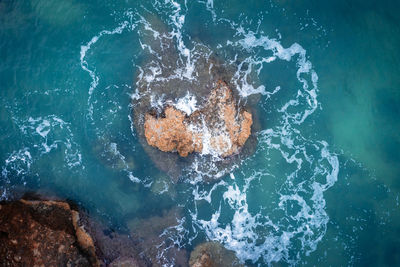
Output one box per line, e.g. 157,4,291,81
76,0,338,265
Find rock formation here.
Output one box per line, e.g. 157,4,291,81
132,14,260,181
189,242,243,267
144,81,253,158
0,199,99,267
0,197,245,267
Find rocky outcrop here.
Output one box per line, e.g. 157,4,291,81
132,14,260,181
144,81,252,158
0,198,243,267
0,199,99,267
189,242,243,267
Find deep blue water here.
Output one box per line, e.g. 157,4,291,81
1,0,400,266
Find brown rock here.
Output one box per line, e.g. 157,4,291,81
71,210,98,266
145,106,195,157
189,242,243,267
0,199,100,267
144,81,253,158
191,253,213,267
132,14,260,180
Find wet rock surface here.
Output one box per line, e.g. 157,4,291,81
0,199,99,267
189,242,243,267
132,15,260,182
144,81,252,158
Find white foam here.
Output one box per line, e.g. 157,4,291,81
238,31,318,123
80,20,134,118
150,93,166,110
35,119,51,138
174,93,198,115
73,2,339,265
189,125,339,264
3,148,32,176
106,142,140,183
128,172,141,183
15,115,83,170
163,0,196,80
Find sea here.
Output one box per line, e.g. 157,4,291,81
1,0,400,266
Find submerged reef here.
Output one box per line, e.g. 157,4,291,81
127,208,189,266
144,81,253,158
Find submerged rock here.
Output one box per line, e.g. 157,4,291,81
77,211,146,267
0,199,99,267
189,242,243,267
144,81,252,158
127,208,188,267
109,257,140,267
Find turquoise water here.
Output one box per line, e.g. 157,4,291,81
1,0,400,266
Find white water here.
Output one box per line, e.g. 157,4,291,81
0,1,339,265
1,115,84,200
75,0,338,265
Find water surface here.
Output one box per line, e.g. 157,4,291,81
1,0,400,266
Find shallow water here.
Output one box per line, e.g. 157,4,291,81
1,0,400,266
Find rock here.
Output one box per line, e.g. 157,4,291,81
0,199,100,267
132,14,260,181
109,257,140,267
144,81,252,158
189,242,243,267
92,136,136,172
71,210,98,264
145,106,194,157
127,208,188,267
150,173,176,198
79,215,147,267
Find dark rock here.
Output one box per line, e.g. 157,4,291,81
0,199,99,267
79,213,147,267
109,257,140,267
127,208,189,267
